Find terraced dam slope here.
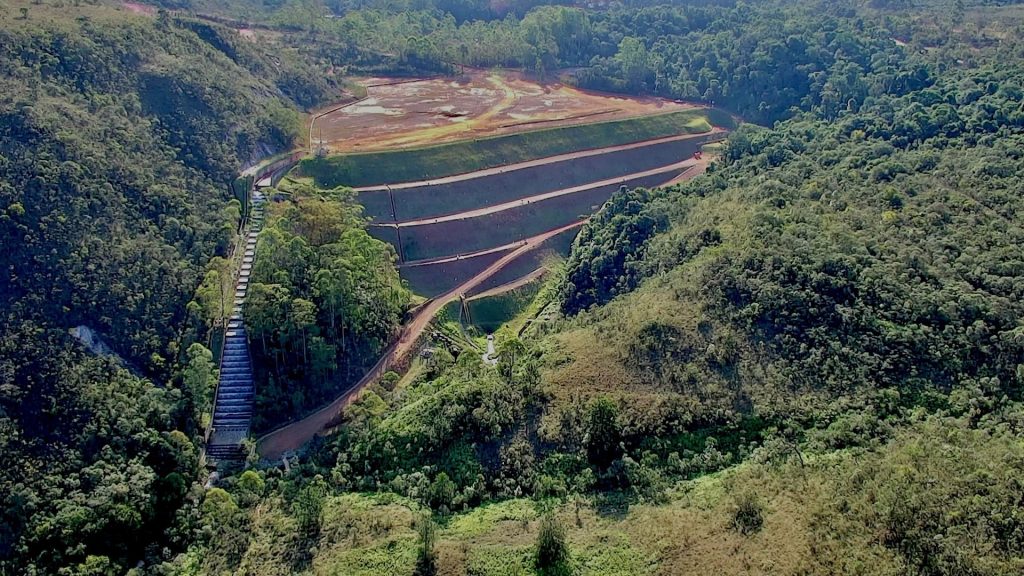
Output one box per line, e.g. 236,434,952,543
354,131,724,222
257,87,731,458
256,221,586,460
358,130,724,296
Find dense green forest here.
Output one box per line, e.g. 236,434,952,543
245,185,409,431
4,0,1024,574
245,0,916,123
0,1,336,573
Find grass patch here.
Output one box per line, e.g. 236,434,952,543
300,110,721,188
443,499,538,538
575,532,655,576
466,281,544,334
462,545,534,575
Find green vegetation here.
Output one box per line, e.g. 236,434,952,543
301,109,717,188
7,0,1024,574
246,185,410,431
466,279,544,333
168,411,1024,574
560,185,670,315
199,2,1024,574
535,513,571,576
0,1,334,573
222,0,906,124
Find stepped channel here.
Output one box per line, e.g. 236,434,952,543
206,189,266,462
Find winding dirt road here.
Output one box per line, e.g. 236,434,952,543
256,220,586,459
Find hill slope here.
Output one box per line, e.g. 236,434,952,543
183,6,1024,575
0,2,337,573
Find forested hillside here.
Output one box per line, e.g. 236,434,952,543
245,184,409,431
5,0,1024,574
176,2,1024,575
0,1,336,573
238,0,914,124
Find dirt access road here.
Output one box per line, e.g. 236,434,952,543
375,157,702,228
353,129,724,192
256,146,718,459
467,267,548,301
256,220,585,460
313,71,695,153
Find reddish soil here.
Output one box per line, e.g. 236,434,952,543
256,220,585,459
467,267,548,301
387,157,698,226
313,70,696,153
661,155,712,186
353,130,724,193
121,1,155,15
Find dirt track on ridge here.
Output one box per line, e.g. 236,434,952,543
256,220,585,460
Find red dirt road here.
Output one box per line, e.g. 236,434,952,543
467,267,548,301
256,220,586,460
353,130,725,192
374,157,701,228
662,155,711,186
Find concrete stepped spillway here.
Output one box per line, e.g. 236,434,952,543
206,190,266,462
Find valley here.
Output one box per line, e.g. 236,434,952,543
240,72,730,460
5,1,1024,574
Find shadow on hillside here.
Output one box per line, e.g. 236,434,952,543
592,491,631,520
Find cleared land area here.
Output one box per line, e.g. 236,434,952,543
369,159,698,261
301,108,728,188
313,71,698,153
397,244,516,298
355,131,723,222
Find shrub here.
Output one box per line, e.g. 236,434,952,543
535,513,572,576
731,491,764,535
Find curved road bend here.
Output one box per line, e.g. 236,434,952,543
256,219,586,460
351,128,727,192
